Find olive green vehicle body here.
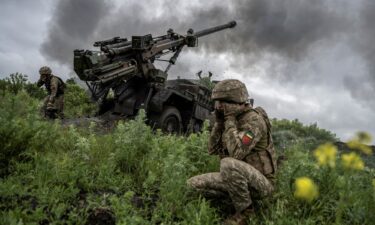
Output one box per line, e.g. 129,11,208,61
73,21,236,133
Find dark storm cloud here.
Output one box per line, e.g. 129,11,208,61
41,0,349,65
40,0,111,65
194,0,348,59
40,0,374,107
343,1,375,105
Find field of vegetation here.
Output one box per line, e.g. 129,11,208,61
0,74,374,225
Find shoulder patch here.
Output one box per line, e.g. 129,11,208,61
242,131,254,146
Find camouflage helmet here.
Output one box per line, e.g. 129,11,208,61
39,66,52,75
211,79,249,103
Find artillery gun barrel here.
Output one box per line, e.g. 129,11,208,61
103,35,168,53
107,45,133,56
194,21,236,38
94,63,137,84
102,40,132,52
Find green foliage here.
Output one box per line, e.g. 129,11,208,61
0,78,374,224
0,73,46,99
0,90,219,224
0,73,96,118
24,83,46,99
63,83,96,118
250,143,375,225
272,118,338,152
65,78,76,85
0,91,47,177
5,73,28,94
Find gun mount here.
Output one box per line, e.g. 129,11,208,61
74,21,236,133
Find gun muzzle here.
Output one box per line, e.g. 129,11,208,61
194,20,237,38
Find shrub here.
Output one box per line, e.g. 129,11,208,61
0,76,373,225
272,118,337,151
63,83,96,118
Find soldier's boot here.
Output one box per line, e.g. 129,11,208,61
45,107,58,119
223,206,254,225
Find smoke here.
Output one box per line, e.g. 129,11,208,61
40,0,111,65
40,0,352,67
344,0,375,106
40,0,375,106
40,0,349,61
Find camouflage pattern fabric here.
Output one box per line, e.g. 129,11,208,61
187,157,274,212
188,105,277,213
210,106,277,177
41,95,64,119
38,75,65,119
211,79,249,103
208,120,225,156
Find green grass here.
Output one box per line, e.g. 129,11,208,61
0,75,374,224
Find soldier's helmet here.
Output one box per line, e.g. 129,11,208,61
211,79,249,103
39,66,52,75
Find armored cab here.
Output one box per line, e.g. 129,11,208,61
147,78,213,133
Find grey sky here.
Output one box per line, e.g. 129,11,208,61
1,0,374,142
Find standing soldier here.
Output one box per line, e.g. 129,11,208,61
187,79,277,225
37,66,66,119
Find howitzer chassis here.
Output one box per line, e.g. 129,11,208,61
98,77,214,134
74,21,236,133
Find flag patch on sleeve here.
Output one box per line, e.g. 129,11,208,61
242,131,254,146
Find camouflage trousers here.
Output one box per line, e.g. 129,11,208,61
187,157,274,212
41,95,64,119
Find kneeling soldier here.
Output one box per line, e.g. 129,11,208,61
187,79,277,225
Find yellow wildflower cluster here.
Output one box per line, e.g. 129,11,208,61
313,143,337,168
341,152,364,171
294,177,319,202
346,132,373,155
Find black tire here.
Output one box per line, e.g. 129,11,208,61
158,106,182,134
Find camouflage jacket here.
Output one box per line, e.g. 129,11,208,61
37,75,65,97
208,106,277,178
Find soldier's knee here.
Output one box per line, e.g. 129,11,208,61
220,157,236,172
220,157,238,181
186,176,200,189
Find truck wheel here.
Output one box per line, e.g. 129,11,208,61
158,106,182,134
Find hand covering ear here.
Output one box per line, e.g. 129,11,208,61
222,102,245,118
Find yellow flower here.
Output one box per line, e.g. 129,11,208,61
346,132,373,155
347,140,372,155
313,143,337,168
341,152,364,170
294,177,319,202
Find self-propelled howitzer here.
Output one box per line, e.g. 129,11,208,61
73,21,236,133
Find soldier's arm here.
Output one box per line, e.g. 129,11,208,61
222,115,265,160
208,122,225,155
36,79,44,87
49,77,59,101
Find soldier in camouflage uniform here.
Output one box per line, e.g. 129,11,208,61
187,79,277,225
37,66,66,119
